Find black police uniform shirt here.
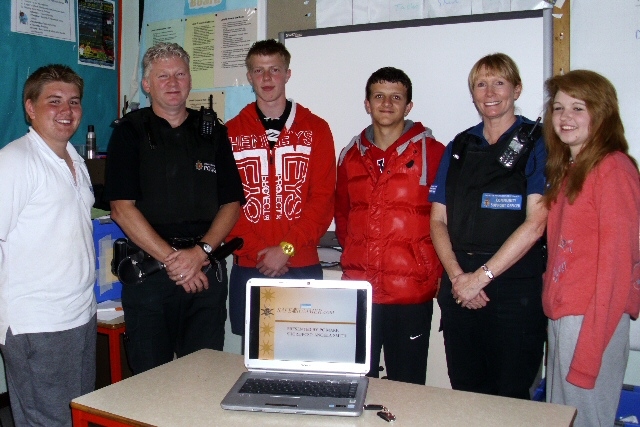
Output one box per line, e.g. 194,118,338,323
103,107,245,240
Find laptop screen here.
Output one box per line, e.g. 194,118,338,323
245,279,371,374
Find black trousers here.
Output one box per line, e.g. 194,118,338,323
437,252,546,399
122,261,228,374
368,300,433,385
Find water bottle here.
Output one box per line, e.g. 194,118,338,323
86,125,96,159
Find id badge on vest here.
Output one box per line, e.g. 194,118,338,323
480,193,523,210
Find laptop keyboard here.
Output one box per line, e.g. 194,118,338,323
239,378,358,398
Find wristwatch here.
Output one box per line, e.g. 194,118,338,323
481,264,494,281
279,241,295,257
196,241,213,255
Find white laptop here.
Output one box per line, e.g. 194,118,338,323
220,278,372,417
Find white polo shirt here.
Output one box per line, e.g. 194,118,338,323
0,128,96,344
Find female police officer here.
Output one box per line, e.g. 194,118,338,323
429,53,547,399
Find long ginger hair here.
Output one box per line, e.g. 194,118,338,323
543,70,637,207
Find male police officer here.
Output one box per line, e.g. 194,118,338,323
104,43,245,374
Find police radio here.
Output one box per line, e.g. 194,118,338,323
497,117,541,170
199,94,216,136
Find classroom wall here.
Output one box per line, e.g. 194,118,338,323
0,1,118,151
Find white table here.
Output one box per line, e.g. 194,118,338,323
72,349,576,427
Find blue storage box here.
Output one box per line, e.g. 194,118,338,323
92,218,124,302
616,384,640,426
532,377,546,402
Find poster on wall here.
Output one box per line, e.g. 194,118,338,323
213,8,257,87
11,0,76,41
145,19,186,49
146,9,257,90
185,14,216,89
78,0,115,69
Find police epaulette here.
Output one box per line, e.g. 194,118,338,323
451,126,476,160
520,122,542,141
112,109,148,128
454,125,476,142
111,116,129,128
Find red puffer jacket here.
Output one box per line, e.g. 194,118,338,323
335,122,445,304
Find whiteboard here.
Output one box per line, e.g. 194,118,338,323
283,10,551,155
571,1,640,163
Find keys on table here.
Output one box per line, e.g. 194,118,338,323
364,403,396,422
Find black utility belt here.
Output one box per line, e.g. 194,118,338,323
111,237,244,286
165,235,204,249
454,250,496,257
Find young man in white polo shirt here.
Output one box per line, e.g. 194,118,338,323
0,64,96,427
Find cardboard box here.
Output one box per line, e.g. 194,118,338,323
93,218,124,302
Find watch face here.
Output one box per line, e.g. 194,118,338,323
200,242,213,254
281,243,294,256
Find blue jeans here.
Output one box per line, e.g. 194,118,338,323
228,264,323,335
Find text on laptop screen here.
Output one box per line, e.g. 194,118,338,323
247,286,368,364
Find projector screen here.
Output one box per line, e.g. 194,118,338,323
283,10,551,156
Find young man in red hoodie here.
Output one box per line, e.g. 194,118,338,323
335,67,445,384
225,40,336,337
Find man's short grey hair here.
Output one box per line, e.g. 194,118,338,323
142,42,190,79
